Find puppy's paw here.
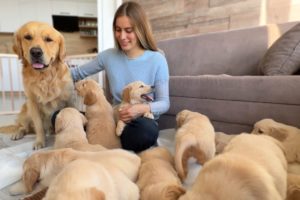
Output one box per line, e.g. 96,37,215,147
9,180,27,196
33,140,45,150
116,121,125,136
11,131,25,140
144,113,154,119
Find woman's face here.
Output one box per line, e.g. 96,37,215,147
115,16,140,53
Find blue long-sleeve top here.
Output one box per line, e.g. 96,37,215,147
71,48,170,119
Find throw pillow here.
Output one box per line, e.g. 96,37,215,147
259,23,300,75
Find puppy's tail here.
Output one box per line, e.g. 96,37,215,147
0,124,19,133
175,136,198,181
287,173,300,199
161,185,186,200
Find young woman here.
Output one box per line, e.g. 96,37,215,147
71,1,170,152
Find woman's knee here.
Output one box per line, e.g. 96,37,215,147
120,117,159,152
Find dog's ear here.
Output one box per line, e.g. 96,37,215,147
89,187,105,200
80,112,88,126
84,91,97,105
54,113,65,133
162,185,186,199
13,31,23,58
23,169,40,193
122,86,131,103
58,34,66,62
270,127,288,141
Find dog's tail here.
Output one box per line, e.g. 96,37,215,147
141,184,185,200
161,185,186,200
287,173,300,199
0,124,19,133
175,134,211,181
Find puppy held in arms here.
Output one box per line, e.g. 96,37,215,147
115,81,154,136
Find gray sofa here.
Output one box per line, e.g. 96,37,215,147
157,22,300,134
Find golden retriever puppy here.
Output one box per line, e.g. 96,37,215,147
54,107,106,151
251,118,300,163
137,147,185,200
115,81,154,136
75,79,121,149
43,159,139,200
9,148,140,196
0,21,75,150
215,131,237,154
175,109,215,181
179,134,287,200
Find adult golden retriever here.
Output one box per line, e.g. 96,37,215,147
175,109,215,181
75,79,121,148
0,21,75,149
115,81,154,136
178,134,287,200
137,147,185,200
54,107,106,151
9,148,141,196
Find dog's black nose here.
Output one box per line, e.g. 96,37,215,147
151,85,155,89
30,47,43,58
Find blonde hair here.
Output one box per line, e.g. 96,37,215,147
113,1,158,51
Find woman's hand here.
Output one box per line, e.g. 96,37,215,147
119,104,151,123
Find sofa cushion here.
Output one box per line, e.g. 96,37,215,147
259,23,300,75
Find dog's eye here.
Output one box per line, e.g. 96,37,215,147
139,85,144,88
24,35,32,40
45,37,53,42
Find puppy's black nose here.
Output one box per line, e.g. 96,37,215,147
151,85,155,89
30,47,43,58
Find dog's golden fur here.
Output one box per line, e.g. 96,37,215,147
175,109,215,181
9,148,141,196
115,81,154,136
54,107,106,151
251,118,300,163
43,159,139,200
215,131,236,154
0,21,75,149
178,134,287,200
137,147,185,200
75,79,121,149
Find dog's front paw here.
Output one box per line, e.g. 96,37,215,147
11,131,25,140
144,113,154,119
116,121,125,136
33,140,45,150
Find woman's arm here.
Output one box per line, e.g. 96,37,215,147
70,56,104,81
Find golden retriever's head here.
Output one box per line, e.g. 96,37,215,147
13,21,66,70
55,107,87,133
175,109,194,128
75,79,104,105
122,81,154,104
251,118,289,141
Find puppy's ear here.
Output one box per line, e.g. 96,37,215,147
23,169,39,193
80,113,88,126
89,187,105,200
270,127,288,141
58,34,66,62
162,185,186,199
55,113,65,133
13,31,23,58
84,91,97,105
122,86,131,103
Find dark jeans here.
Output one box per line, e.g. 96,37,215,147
120,117,159,153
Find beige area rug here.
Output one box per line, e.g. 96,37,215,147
0,115,201,200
